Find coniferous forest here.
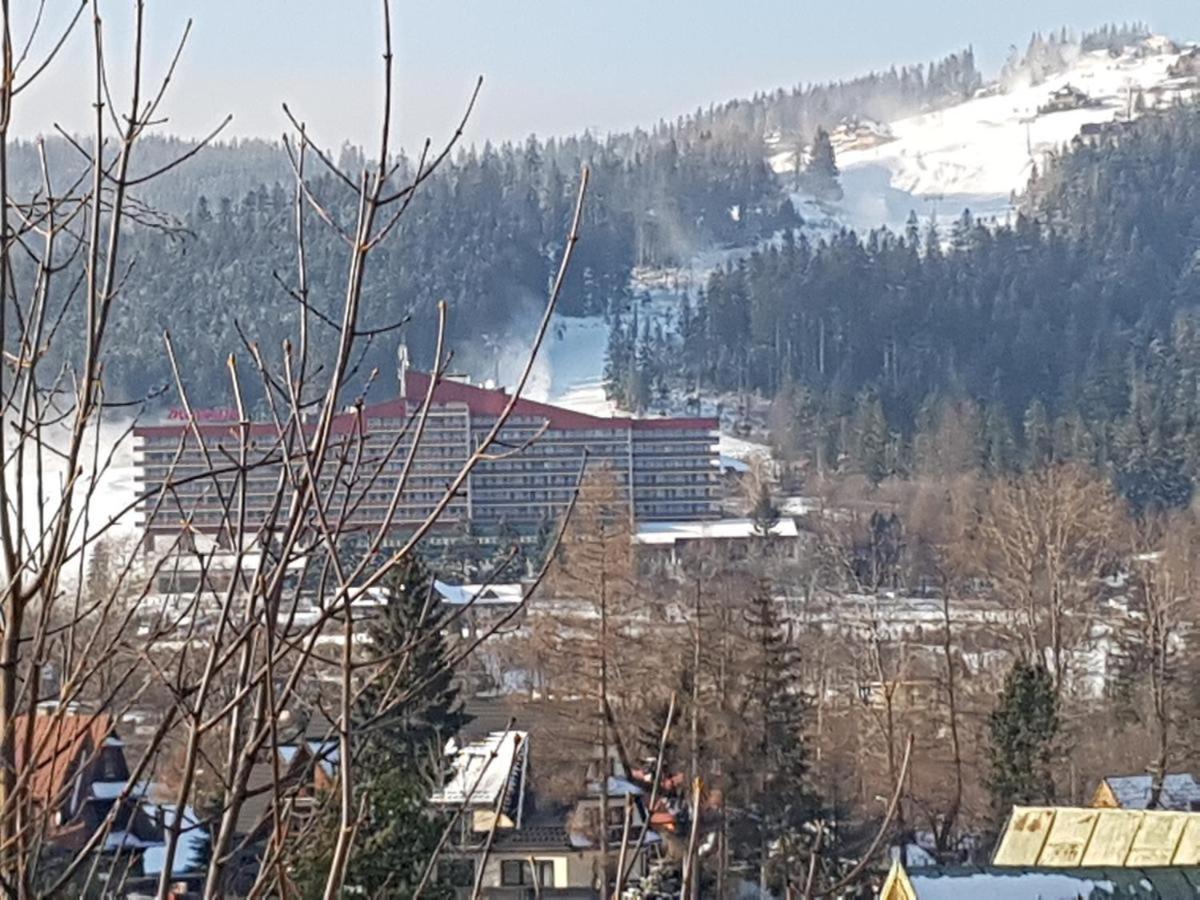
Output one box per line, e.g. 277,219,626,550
4,45,989,405
606,101,1200,513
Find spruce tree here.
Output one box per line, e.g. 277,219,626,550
730,579,821,893
295,553,469,898
1022,399,1053,469
804,128,843,202
985,660,1059,822
852,389,890,485
750,480,780,537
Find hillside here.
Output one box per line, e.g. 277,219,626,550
775,33,1198,235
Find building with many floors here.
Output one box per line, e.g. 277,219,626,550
133,366,719,548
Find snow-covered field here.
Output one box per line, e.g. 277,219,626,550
775,37,1197,234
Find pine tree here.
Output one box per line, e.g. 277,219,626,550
803,128,843,202
983,405,1018,473
985,660,1059,822
730,579,821,893
851,389,890,485
1022,399,1053,469
294,554,469,898
750,480,780,538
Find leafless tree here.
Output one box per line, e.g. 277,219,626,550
971,463,1120,693
1114,510,1200,807
0,2,588,897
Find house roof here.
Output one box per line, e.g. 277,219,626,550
634,517,799,545
492,815,573,851
434,580,524,607
994,806,1200,868
883,860,1200,899
1100,774,1200,811
431,730,528,811
14,710,116,809
404,370,716,434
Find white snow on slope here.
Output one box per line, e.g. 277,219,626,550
774,38,1198,234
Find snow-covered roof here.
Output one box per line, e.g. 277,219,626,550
1101,773,1200,810
434,580,524,607
277,739,339,778
885,863,1200,900
634,517,798,546
103,831,157,851
717,454,750,474
90,780,139,801
431,730,528,808
140,805,207,876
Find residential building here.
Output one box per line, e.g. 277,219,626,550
993,805,1200,867
430,730,656,898
879,804,1200,898
880,859,1200,899
1091,773,1200,812
134,366,719,550
15,705,153,852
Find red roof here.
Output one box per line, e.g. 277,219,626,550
15,711,115,811
402,371,715,433
134,372,717,439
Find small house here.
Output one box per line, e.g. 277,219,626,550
430,730,657,898
1038,84,1099,114
1091,773,1200,811
14,706,157,852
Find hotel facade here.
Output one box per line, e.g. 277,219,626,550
134,369,720,546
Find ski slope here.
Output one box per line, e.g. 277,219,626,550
548,38,1200,450
775,37,1198,233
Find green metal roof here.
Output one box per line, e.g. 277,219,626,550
903,865,1200,899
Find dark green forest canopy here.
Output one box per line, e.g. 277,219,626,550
629,101,1200,510
4,44,990,406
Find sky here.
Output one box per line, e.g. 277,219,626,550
15,1,1200,151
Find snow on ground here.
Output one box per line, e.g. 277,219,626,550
535,314,616,416
775,38,1198,235
717,431,772,463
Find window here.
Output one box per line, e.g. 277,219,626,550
500,860,525,886
499,860,554,887
437,859,474,888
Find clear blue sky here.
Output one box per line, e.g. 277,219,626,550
17,1,1199,150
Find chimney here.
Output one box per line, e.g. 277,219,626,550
397,343,410,399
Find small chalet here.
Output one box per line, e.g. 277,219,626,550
223,734,341,894
1091,773,1200,811
435,580,526,641
430,730,657,898
881,805,1200,898
1038,84,1098,114
14,705,157,852
1169,47,1200,79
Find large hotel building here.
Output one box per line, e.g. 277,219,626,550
134,368,720,546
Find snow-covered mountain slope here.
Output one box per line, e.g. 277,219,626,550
545,38,1200,439
774,37,1199,234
